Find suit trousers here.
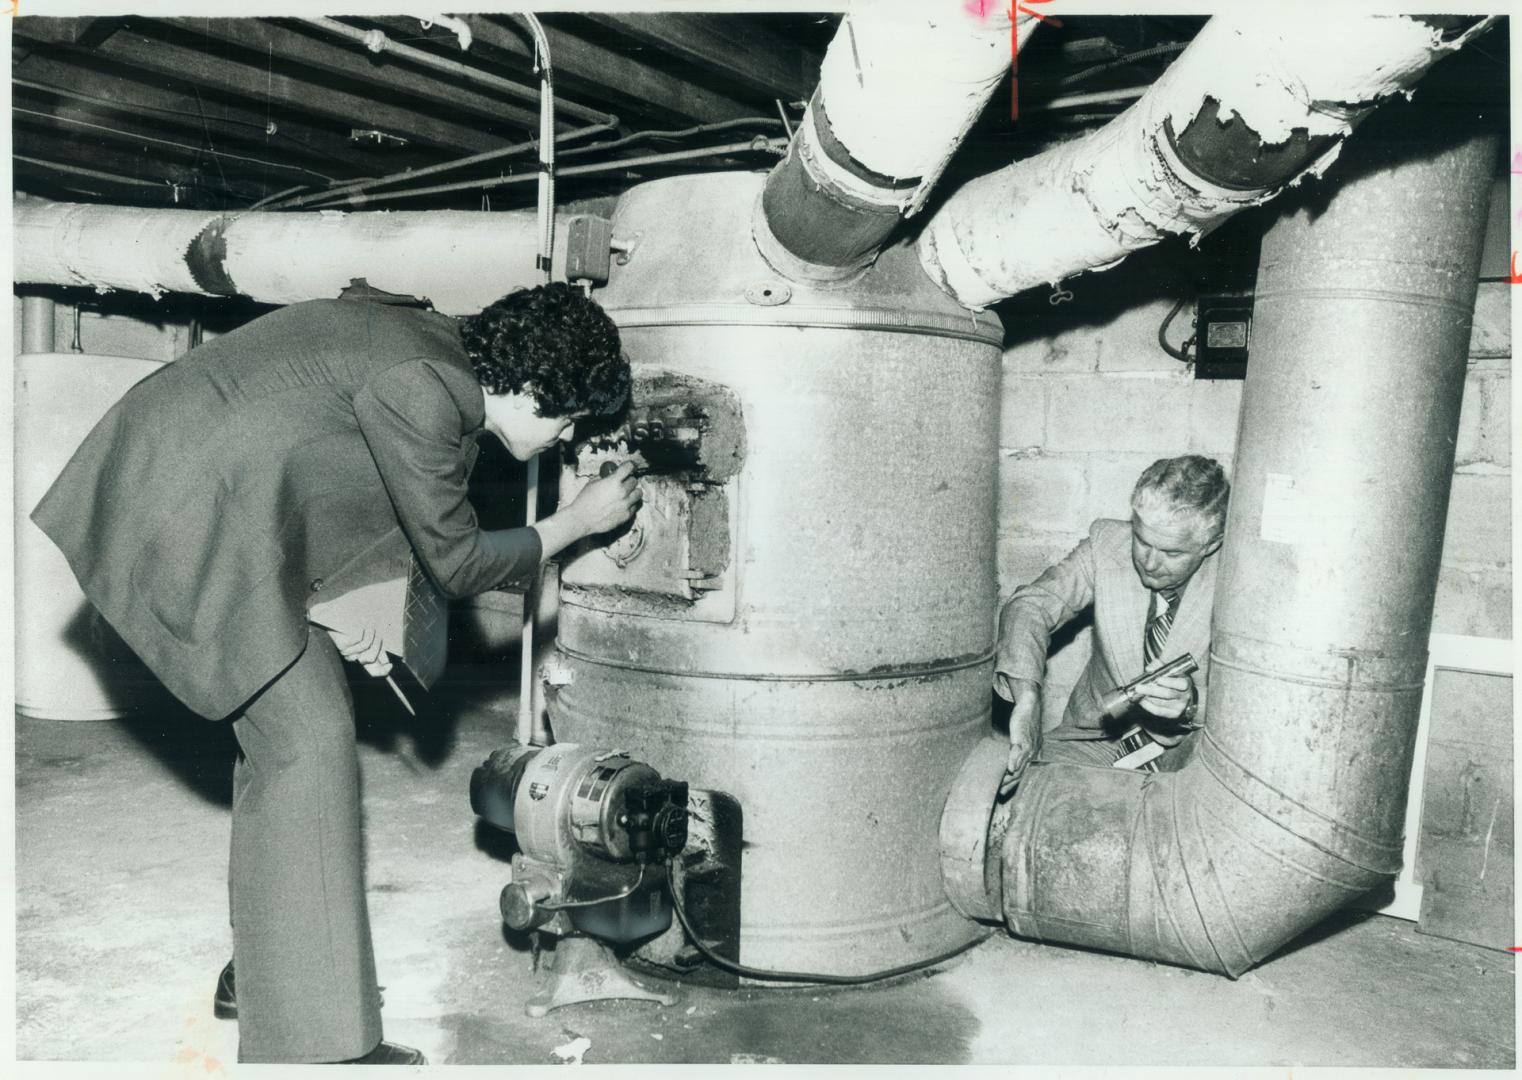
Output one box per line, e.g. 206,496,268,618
229,625,382,1063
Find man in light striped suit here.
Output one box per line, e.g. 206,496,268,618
995,456,1229,790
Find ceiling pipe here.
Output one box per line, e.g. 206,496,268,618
754,1,1037,285
13,200,568,315
298,16,616,128
981,123,1497,977
917,12,1496,309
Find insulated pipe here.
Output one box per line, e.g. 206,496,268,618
917,13,1495,308
13,201,569,315
990,126,1496,977
754,2,1035,283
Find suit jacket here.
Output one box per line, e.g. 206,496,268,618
32,299,541,721
995,517,1217,743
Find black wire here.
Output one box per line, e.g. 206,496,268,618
1158,294,1194,363
666,857,947,986
557,117,787,161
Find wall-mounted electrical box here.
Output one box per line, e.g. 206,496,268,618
1190,212,1263,380
1194,291,1253,380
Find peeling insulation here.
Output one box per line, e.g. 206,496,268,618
755,2,1034,282
15,201,220,299
917,12,1495,309
13,202,566,315
814,2,1030,210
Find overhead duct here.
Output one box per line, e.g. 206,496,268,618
971,123,1496,977
754,2,1035,283
12,201,570,315
917,12,1495,308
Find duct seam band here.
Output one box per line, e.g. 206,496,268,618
1251,285,1479,315
1208,653,1427,693
805,97,919,210
604,305,1004,345
1149,777,1218,972
555,642,994,683
1194,733,1406,874
1181,785,1256,974
547,714,987,744
1003,768,1061,935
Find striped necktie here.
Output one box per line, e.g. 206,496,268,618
1143,586,1181,665
1116,587,1183,773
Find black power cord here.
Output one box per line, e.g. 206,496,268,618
665,857,950,986
1158,294,1195,363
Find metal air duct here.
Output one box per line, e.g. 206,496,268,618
754,2,1034,283
980,122,1496,976
917,12,1495,308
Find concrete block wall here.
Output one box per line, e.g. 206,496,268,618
998,272,1511,730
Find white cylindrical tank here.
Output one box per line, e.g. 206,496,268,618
16,352,165,719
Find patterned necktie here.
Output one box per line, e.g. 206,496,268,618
1143,586,1181,665
1116,586,1182,773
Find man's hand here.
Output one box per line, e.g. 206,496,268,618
567,461,643,537
998,676,1043,796
326,626,393,677
1136,666,1198,732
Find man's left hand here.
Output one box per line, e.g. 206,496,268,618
326,626,394,678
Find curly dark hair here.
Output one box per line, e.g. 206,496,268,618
458,283,629,418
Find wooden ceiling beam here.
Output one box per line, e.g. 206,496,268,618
13,51,389,176
11,99,337,192
456,14,757,126
12,121,267,203
13,22,506,155
581,13,822,103
160,18,550,135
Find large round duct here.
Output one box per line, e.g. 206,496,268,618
992,124,1496,976
549,171,1004,975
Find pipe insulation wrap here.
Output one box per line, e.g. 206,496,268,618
14,202,570,314
918,12,1494,308
15,202,220,298
996,126,1496,978
755,3,1032,282
816,4,1026,195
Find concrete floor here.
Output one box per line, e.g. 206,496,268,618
14,667,1517,1068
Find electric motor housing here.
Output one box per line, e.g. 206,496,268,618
470,742,689,942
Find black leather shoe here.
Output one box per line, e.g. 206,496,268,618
215,959,384,1021
214,960,238,1020
340,1041,428,1065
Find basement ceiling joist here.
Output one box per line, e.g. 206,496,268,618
10,12,1507,216
11,11,833,211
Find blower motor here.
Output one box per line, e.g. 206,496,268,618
470,743,689,943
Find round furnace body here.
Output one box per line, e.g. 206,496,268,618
549,172,1003,975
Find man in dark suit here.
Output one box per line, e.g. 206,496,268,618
32,283,641,1064
995,456,1229,789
